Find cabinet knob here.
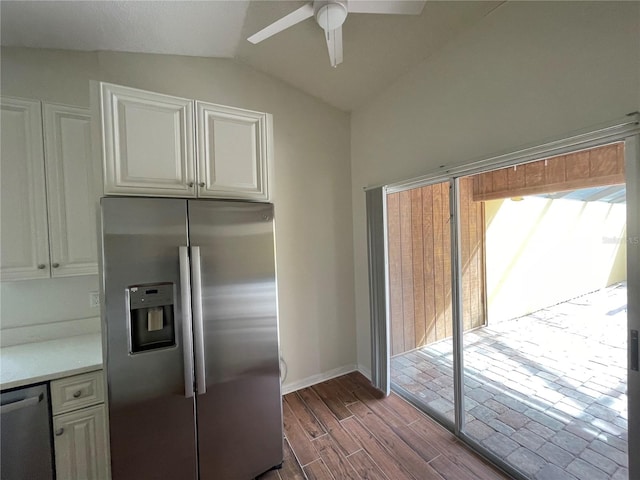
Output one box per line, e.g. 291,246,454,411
52,263,60,268
37,264,46,270
55,428,65,436
72,390,82,398
188,182,194,187
199,182,205,188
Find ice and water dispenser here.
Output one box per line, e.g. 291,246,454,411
127,283,176,354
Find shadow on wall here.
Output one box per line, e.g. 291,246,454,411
485,197,627,323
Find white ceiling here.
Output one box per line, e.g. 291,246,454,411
0,1,251,57
0,0,502,111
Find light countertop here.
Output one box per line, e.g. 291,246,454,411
0,333,103,391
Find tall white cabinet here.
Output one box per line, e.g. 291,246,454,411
100,83,271,202
0,97,98,281
0,97,50,281
43,104,98,277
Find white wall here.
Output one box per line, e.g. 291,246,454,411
485,197,627,323
351,2,640,371
0,47,357,390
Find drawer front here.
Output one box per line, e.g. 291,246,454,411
51,370,104,414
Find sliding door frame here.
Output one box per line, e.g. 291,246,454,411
370,114,640,479
624,132,639,479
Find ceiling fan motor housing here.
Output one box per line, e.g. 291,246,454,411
315,1,348,31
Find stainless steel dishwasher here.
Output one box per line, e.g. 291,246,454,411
1,383,55,479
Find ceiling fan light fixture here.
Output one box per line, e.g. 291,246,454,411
315,2,348,31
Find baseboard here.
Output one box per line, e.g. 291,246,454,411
0,317,101,347
281,364,358,394
357,365,372,381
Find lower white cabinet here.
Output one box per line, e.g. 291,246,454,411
53,404,109,480
51,370,110,480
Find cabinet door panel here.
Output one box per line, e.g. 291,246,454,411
101,83,196,197
196,102,269,201
0,97,50,280
53,404,109,480
44,103,98,277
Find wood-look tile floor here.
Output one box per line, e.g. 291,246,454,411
258,371,513,480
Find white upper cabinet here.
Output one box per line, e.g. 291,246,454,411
0,97,50,281
44,104,98,277
196,102,270,201
0,97,98,282
100,83,196,197
99,83,271,201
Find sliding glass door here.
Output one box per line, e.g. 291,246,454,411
373,127,640,480
387,181,457,426
458,142,631,480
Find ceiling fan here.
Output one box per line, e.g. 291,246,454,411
247,0,426,68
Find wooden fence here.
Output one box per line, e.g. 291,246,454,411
387,178,486,356
472,143,624,201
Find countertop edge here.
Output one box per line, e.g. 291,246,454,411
0,333,103,392
1,363,103,391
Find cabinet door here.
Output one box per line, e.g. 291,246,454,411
44,103,98,277
0,97,50,281
53,404,110,480
101,83,196,197
196,101,270,201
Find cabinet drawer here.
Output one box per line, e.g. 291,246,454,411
51,370,104,414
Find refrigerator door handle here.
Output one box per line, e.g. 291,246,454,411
179,246,195,398
191,246,207,395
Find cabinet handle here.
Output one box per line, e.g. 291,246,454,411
72,390,82,398
52,263,60,268
55,428,65,436
188,182,194,187
199,182,205,188
37,264,46,270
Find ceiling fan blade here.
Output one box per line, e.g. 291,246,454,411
325,26,343,68
247,2,314,44
347,0,426,15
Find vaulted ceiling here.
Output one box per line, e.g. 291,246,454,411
1,1,502,111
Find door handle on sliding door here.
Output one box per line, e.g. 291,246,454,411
191,246,207,395
632,330,639,372
179,246,195,398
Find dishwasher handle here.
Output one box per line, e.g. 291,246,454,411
0,393,44,414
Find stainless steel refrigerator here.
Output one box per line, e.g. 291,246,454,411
100,197,283,480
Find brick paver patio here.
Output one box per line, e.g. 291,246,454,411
391,283,628,480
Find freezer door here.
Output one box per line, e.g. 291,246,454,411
188,200,283,480
101,197,197,480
